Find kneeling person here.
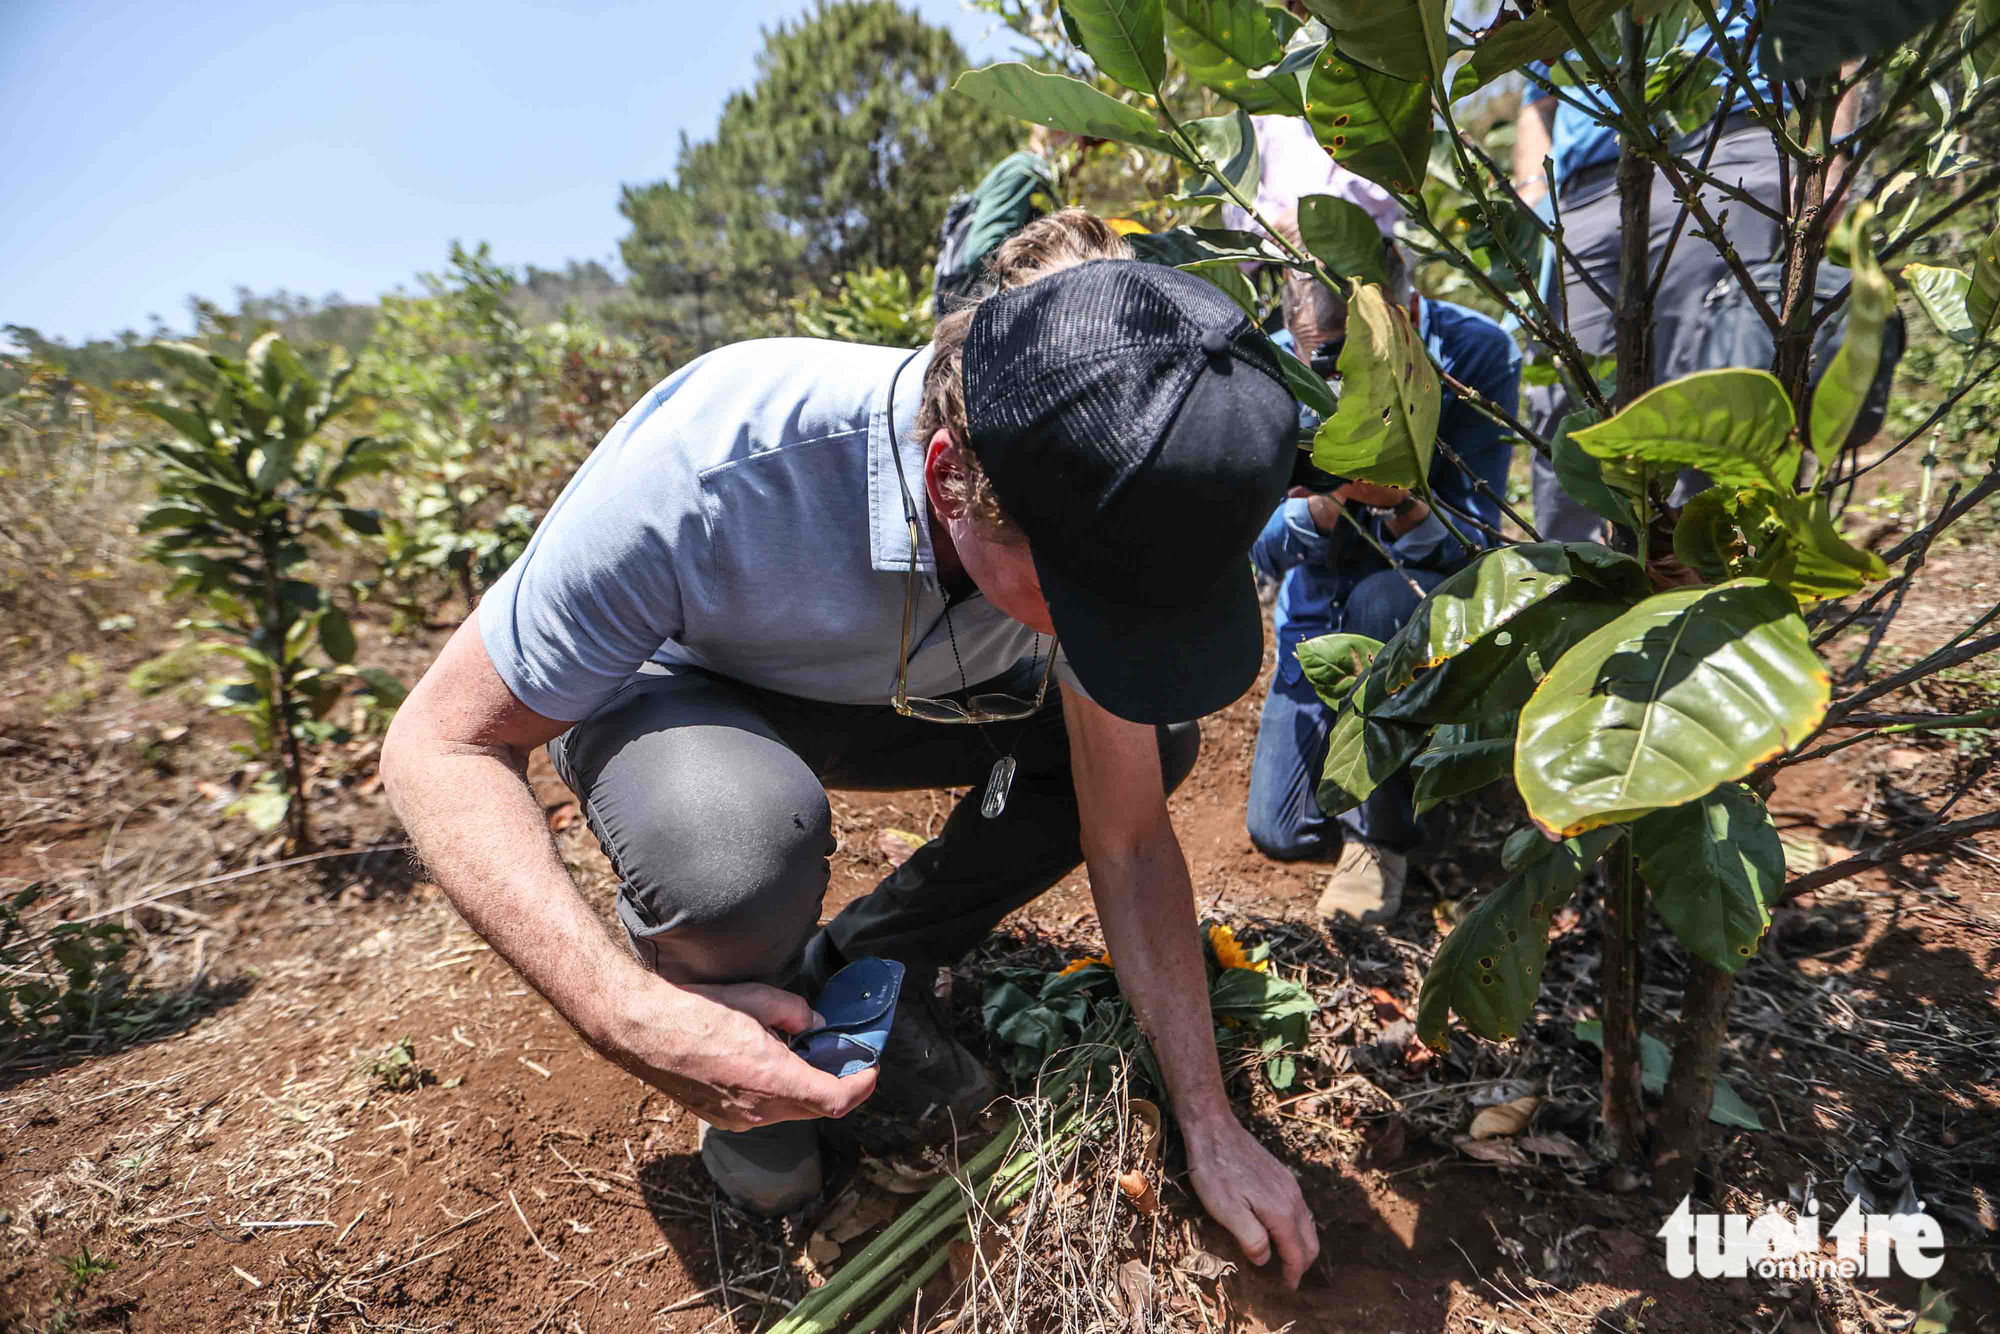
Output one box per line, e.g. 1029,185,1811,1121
383,212,1320,1286
1247,246,1522,924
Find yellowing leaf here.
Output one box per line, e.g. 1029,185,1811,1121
1570,369,1801,492
1309,281,1440,488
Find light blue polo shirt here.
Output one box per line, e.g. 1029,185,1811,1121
479,338,1073,725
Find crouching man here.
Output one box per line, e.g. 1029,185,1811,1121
1248,242,1521,924
382,212,1319,1285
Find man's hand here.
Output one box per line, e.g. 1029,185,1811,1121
598,978,878,1131
1288,484,1343,534
1331,480,1408,509
1186,1118,1320,1288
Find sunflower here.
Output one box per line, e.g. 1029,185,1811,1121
1056,952,1113,977
1207,924,1267,973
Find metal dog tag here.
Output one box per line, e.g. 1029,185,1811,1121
981,755,1016,819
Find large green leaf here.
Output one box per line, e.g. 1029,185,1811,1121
1302,45,1430,195
1760,0,1962,80
1736,491,1889,604
953,64,1186,160
317,607,358,666
1515,579,1831,837
1061,0,1167,92
1969,215,2000,343
1809,205,1893,465
1411,715,1516,814
1979,0,2000,78
1164,0,1302,112
1633,784,1785,973
1902,263,1976,343
1570,368,1802,491
1309,282,1440,487
1316,705,1428,815
1182,107,1260,199
1551,404,1644,533
1296,194,1388,287
1416,828,1620,1047
1126,225,1292,267
1295,632,1383,708
1300,0,1447,83
1451,0,1635,98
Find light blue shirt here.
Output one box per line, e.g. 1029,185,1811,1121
1524,1,1763,185
479,338,1072,724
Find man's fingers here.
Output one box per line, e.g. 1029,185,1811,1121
1206,1190,1274,1270
1255,1189,1318,1288
713,983,820,1035
789,1063,878,1119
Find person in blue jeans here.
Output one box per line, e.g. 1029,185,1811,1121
1248,244,1521,924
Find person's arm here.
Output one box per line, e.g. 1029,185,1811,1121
1513,92,1557,208
1061,687,1320,1288
1825,59,1865,223
1250,493,1337,582
380,612,877,1130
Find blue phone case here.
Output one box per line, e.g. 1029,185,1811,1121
790,957,905,1077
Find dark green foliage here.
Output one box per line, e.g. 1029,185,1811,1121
617,0,1016,348
0,886,207,1062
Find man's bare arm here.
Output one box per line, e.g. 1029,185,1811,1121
1513,96,1557,207
1062,687,1319,1288
380,612,875,1128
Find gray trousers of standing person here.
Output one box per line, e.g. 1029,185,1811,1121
548,663,1201,988
1529,115,1786,540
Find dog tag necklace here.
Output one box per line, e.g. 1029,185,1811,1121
941,597,1034,820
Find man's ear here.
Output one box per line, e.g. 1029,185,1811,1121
922,428,965,520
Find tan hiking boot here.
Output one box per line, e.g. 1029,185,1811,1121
699,1119,823,1215
1316,841,1407,926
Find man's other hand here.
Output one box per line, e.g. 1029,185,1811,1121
1185,1118,1320,1288
1330,480,1409,510
597,978,878,1131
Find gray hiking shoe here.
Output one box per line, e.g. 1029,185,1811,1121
699,1119,823,1216
1316,840,1407,926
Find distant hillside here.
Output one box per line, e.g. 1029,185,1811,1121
5,256,633,391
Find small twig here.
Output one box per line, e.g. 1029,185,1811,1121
69,841,412,924
509,1189,560,1264
1783,811,2000,899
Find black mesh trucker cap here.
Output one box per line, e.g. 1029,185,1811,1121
962,260,1297,724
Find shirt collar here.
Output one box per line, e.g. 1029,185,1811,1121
867,342,939,574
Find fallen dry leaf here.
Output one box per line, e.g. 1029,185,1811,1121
827,1192,895,1244
1600,1228,1647,1258
545,801,577,832
876,827,927,866
1517,1132,1584,1159
1129,1098,1163,1169
807,1231,841,1265
1367,986,1406,1022
1180,1249,1235,1281
1469,1095,1539,1140
1453,1135,1531,1166
1118,1170,1159,1214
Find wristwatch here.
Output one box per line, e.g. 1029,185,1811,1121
1370,496,1421,520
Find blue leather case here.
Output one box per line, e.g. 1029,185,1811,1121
790,957,905,1077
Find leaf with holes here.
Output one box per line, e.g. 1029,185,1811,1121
1515,579,1831,837
1570,368,1802,491
1416,829,1620,1048
1303,45,1430,195
1309,282,1439,488
1633,784,1785,973
1810,204,1894,464
1062,0,1168,92
1164,0,1301,112
1295,632,1384,708
953,64,1187,160
1299,0,1447,83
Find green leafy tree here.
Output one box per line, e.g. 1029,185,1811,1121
137,332,403,849
961,0,2000,1196
616,0,1016,348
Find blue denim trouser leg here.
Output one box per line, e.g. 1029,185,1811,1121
1247,567,1449,860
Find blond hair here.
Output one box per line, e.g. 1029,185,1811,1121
916,209,1134,536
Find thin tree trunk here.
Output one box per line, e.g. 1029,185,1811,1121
1611,16,1655,415
1600,841,1648,1162
1652,961,1736,1200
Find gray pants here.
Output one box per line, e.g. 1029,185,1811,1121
549,666,1201,986
1530,123,1786,539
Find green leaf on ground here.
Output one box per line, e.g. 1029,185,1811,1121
1515,579,1831,837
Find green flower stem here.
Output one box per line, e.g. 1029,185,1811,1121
845,1246,955,1334
1788,705,2000,767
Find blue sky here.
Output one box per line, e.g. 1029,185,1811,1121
0,1,1020,344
